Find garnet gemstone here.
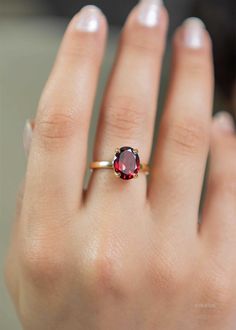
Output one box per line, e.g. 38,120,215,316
113,147,140,180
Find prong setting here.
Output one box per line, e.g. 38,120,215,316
114,171,121,178
115,148,121,155
90,147,149,179
113,146,140,180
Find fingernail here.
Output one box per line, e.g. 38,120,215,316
214,112,235,134
23,120,33,156
75,5,102,32
137,0,163,27
183,17,205,49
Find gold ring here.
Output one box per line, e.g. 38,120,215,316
90,146,150,180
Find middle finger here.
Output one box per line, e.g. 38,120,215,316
90,0,168,198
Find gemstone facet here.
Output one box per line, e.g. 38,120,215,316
113,147,140,180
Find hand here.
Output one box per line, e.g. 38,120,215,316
6,2,236,329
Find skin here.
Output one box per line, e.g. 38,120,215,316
5,4,236,330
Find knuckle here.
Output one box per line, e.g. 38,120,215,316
103,97,146,139
80,250,125,299
201,271,233,308
166,118,209,155
94,257,121,294
37,112,76,139
181,57,208,77
21,238,66,286
148,253,188,295
36,109,80,149
124,37,162,56
123,25,167,57
62,40,99,63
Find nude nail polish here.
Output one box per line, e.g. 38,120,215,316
23,120,33,156
137,0,163,27
214,112,235,134
75,5,102,32
183,17,205,49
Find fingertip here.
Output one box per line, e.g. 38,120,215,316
72,5,107,34
126,0,169,34
120,1,168,57
210,112,236,155
213,112,235,136
173,17,212,54
63,6,108,50
182,17,205,49
137,0,168,28
54,5,108,70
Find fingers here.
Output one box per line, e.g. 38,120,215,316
201,112,236,246
89,0,168,196
24,6,107,223
149,18,214,228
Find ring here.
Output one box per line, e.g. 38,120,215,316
90,146,150,180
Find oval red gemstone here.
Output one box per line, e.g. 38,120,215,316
113,147,140,180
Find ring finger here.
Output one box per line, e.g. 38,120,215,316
149,18,214,231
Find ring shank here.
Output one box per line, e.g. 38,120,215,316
90,161,150,174
90,161,113,169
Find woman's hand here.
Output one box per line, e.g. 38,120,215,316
6,2,236,329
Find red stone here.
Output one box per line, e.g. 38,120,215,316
113,147,140,180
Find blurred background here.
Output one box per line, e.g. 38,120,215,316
0,0,235,328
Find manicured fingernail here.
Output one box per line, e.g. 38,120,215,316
214,112,235,134
183,17,205,49
23,120,33,156
137,0,163,27
75,5,102,32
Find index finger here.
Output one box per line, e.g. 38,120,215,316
23,6,107,225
